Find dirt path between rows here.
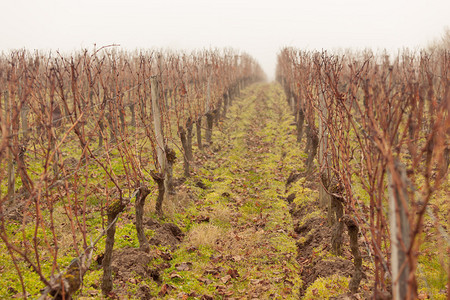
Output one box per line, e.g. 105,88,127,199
158,83,303,299
94,83,365,300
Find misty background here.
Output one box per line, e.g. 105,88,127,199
1,0,449,79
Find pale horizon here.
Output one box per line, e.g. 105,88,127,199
1,0,449,79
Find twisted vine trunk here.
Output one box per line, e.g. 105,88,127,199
102,199,126,295
165,146,176,195
135,187,150,252
106,111,117,143
152,171,165,216
42,249,94,299
186,118,193,161
343,215,363,293
196,118,203,150
330,195,344,255
98,120,104,148
215,98,222,125
205,112,214,144
222,92,228,119
130,103,136,127
305,126,319,173
326,175,345,256
179,126,190,177
296,108,305,143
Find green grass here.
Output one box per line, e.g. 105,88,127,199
303,274,349,299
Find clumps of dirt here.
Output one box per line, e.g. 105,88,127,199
102,219,183,299
111,247,160,281
195,180,208,190
172,177,186,188
145,218,184,250
286,172,303,187
285,171,317,190
289,200,311,220
109,247,170,299
285,193,296,204
290,205,354,296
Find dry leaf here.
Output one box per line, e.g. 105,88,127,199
227,268,240,278
232,255,243,262
170,272,182,279
159,283,175,297
220,274,232,284
198,277,213,285
176,262,192,271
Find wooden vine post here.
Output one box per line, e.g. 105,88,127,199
318,88,343,256
290,82,295,114
296,89,305,143
387,160,411,300
20,103,29,142
186,117,193,161
205,71,214,144
222,91,228,118
4,91,16,205
196,117,203,150
196,77,203,151
151,76,168,215
318,91,331,211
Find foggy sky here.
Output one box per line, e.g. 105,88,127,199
1,0,449,79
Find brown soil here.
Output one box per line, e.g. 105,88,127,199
295,215,353,292
289,199,354,297
145,218,184,251
109,247,163,299
105,220,183,299
288,193,375,299
111,248,159,280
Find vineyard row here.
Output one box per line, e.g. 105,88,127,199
276,48,449,299
0,47,264,298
